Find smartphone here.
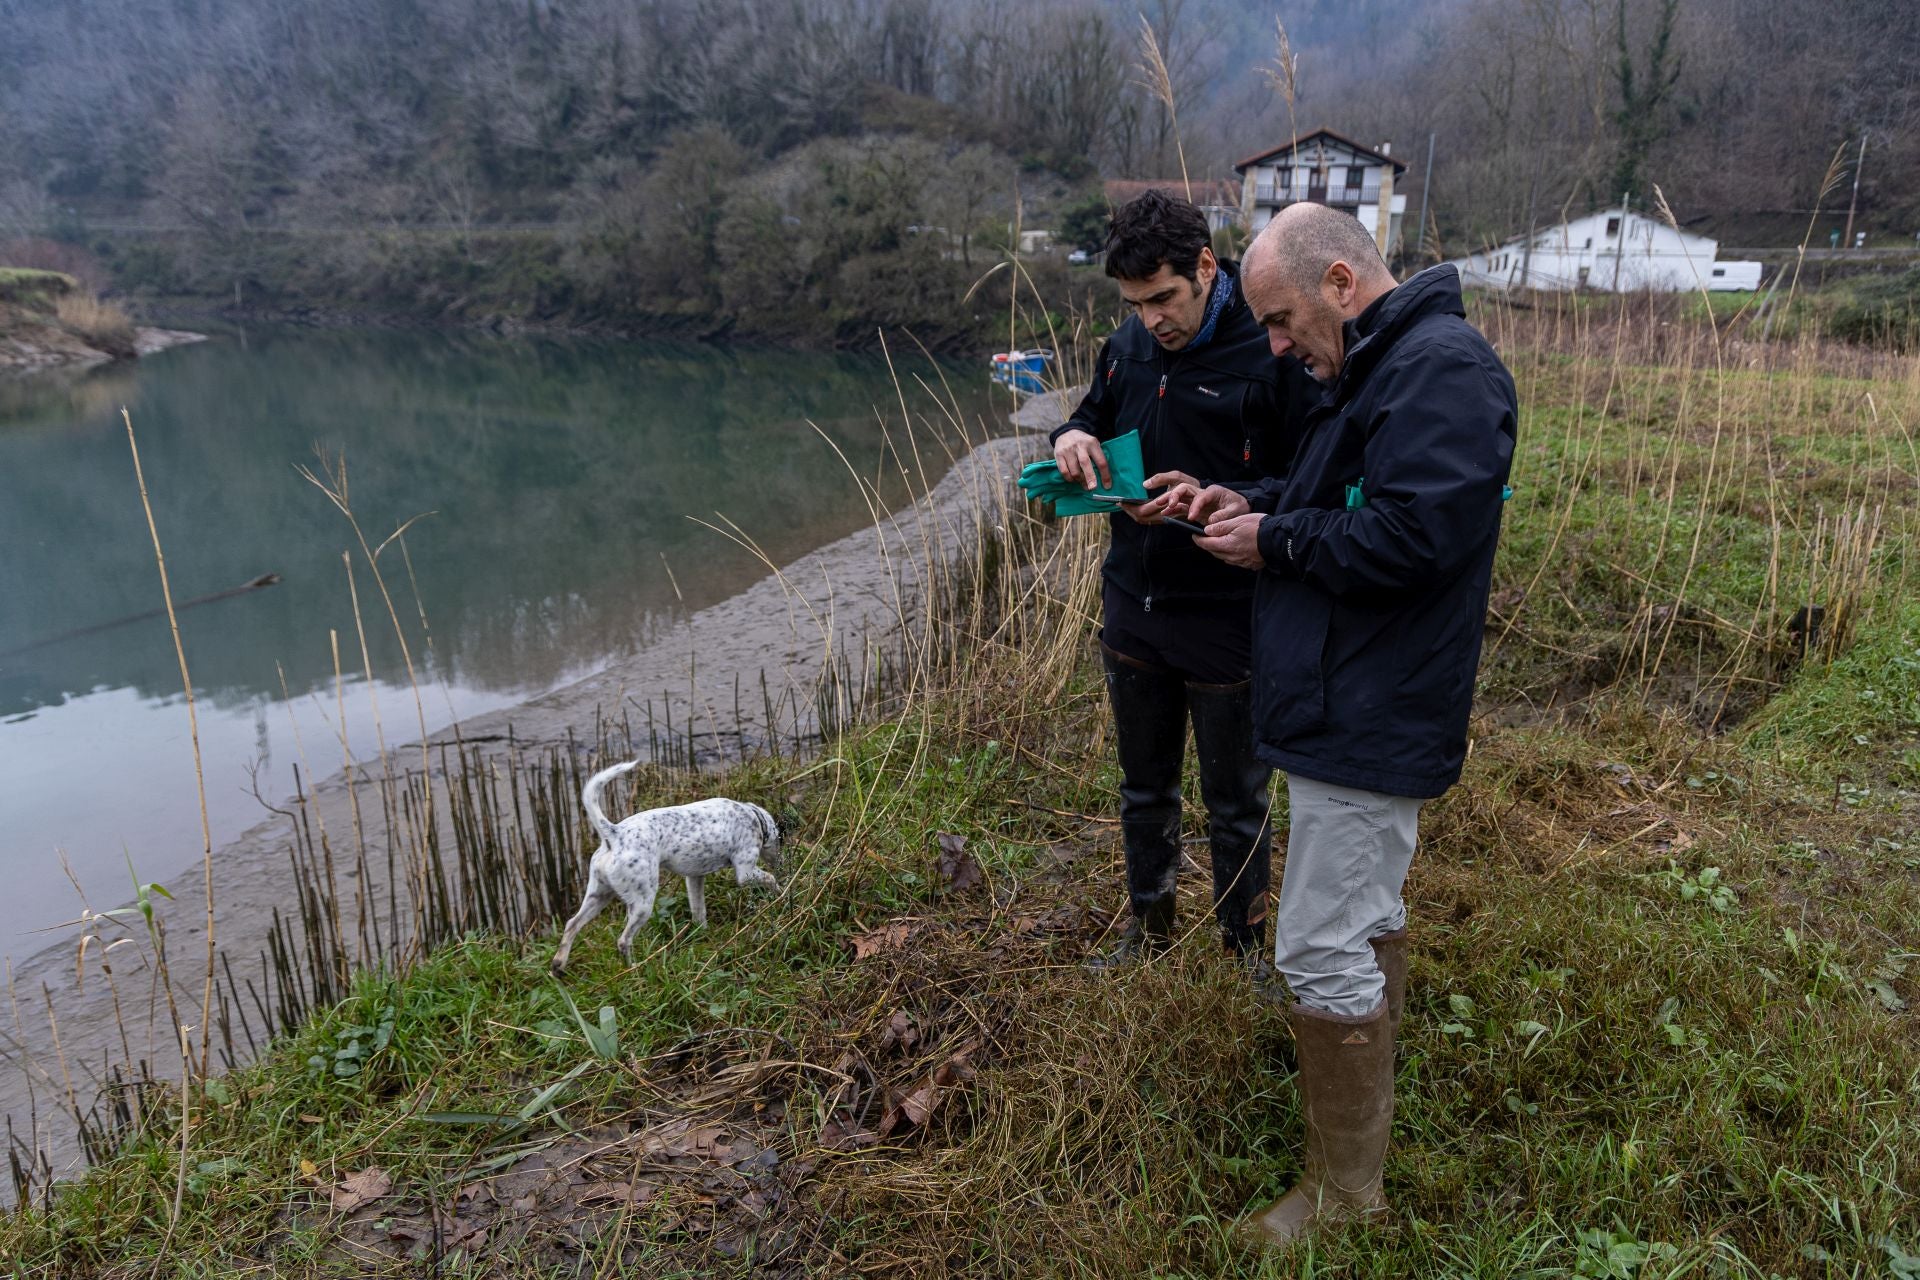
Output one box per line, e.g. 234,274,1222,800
1112,498,1207,536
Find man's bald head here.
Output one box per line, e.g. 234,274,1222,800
1245,202,1396,298
1241,204,1399,381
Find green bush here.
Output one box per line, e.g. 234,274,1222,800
1814,265,1920,350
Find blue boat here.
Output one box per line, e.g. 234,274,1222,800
990,348,1053,395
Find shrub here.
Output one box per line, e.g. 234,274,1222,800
54,290,137,357
0,266,76,305
1815,265,1920,351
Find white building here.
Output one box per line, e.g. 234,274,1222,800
1233,128,1409,255
1449,210,1765,292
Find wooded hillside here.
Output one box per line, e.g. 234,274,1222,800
0,0,1911,316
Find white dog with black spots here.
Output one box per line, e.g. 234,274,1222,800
550,760,781,973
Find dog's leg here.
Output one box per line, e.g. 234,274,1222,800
734,861,780,892
552,868,612,976
616,866,658,962
685,874,708,928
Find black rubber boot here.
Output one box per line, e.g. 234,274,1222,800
1186,678,1274,956
1090,645,1188,968
1087,894,1177,969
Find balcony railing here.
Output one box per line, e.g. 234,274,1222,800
1254,183,1383,207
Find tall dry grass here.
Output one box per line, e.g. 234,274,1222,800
52,293,135,355
1476,284,1918,729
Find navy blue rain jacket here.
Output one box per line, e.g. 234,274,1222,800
1246,265,1517,798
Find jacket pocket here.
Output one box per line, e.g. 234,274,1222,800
1253,586,1331,742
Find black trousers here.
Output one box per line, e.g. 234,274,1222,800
1100,583,1273,952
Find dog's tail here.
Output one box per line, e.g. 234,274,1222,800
581,760,639,846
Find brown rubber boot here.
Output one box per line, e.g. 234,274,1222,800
1370,928,1409,1042
1238,1000,1394,1246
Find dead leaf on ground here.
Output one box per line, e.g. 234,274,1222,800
386,1214,486,1249
330,1166,392,1213
935,832,984,893
1657,829,1697,855
877,1039,983,1137
576,1180,654,1206
850,920,911,960
634,1118,748,1164
879,1009,919,1054
682,1056,785,1106
818,1118,879,1150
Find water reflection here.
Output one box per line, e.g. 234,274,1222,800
0,325,995,955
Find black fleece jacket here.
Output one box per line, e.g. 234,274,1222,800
1051,262,1320,610
1245,264,1518,798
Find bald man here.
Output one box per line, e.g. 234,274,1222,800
1166,203,1517,1244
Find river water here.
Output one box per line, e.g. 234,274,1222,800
0,326,996,966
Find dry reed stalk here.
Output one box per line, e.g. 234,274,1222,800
297,452,438,867
273,662,347,987
164,1020,191,1244
1260,16,1302,167
37,996,77,1159
1782,145,1852,318
122,408,218,1086
1640,186,1731,685
1133,15,1190,201
341,552,391,776
329,628,375,970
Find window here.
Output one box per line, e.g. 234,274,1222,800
1584,237,1592,249
1345,163,1365,188
1711,267,1725,278
1276,166,1290,191
1605,217,1621,238
1578,266,1591,287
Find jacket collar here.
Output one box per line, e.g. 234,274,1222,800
1331,264,1465,399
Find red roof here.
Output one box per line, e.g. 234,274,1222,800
1102,178,1242,209
1232,127,1409,175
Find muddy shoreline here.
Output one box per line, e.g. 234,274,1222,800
0,322,204,374
0,397,1068,1187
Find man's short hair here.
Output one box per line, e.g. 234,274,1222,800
1104,189,1211,283
1261,203,1391,289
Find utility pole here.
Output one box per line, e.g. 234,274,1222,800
1841,135,1868,252
1414,132,1436,262
1519,166,1540,289
1611,191,1630,291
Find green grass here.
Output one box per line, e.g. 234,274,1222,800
6,695,1914,1278
0,267,76,308
3,310,1917,1277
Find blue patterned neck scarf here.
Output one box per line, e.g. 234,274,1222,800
1186,267,1236,351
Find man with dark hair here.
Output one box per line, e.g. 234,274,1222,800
1050,189,1318,969
1167,201,1517,1243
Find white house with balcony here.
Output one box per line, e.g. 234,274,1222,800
1449,210,1765,292
1233,127,1409,255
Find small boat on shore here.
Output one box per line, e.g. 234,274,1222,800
990,348,1053,395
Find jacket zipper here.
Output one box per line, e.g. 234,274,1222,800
1144,369,1171,611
